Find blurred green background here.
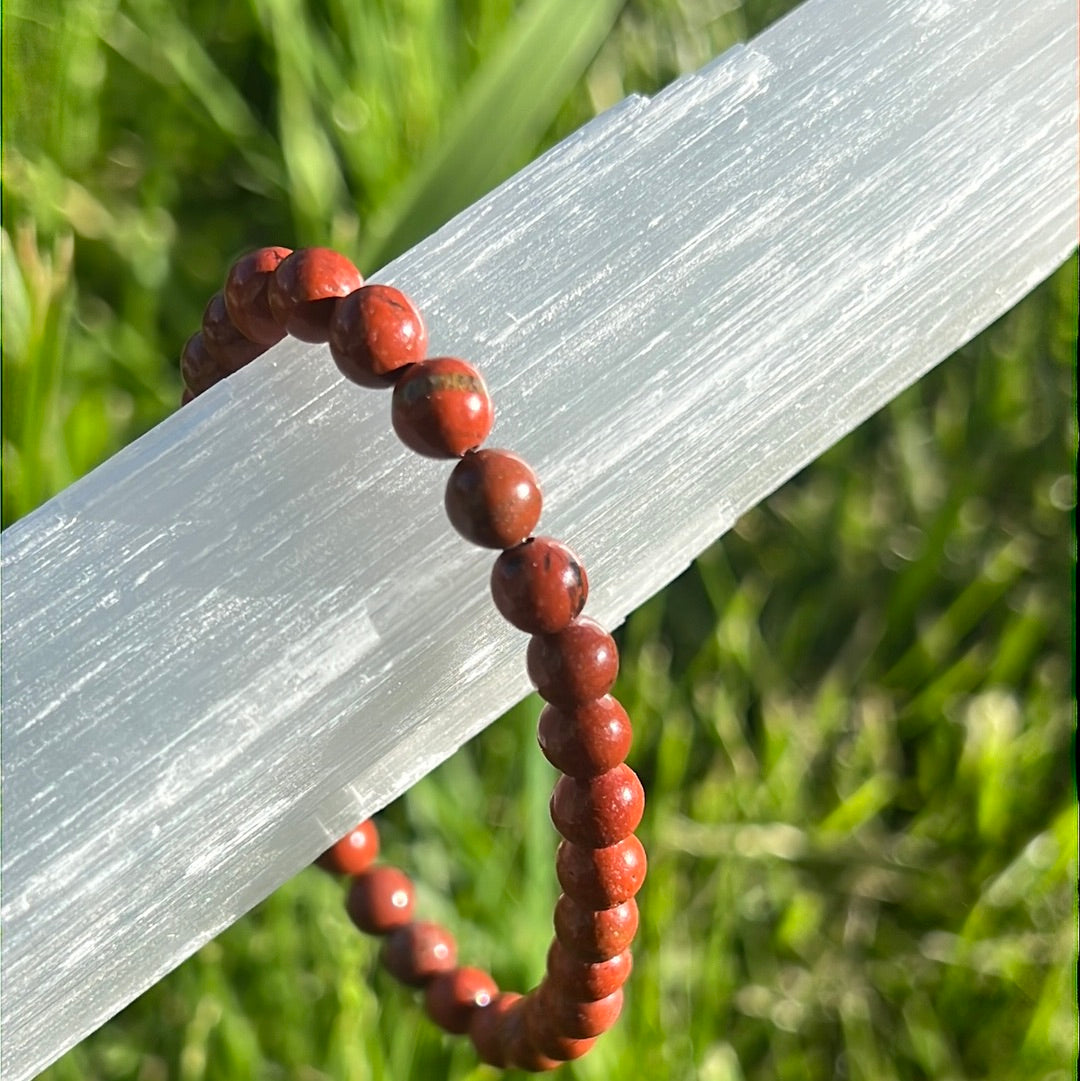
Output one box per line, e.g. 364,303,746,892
2,1,1075,1079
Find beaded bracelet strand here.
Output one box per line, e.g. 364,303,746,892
179,246,647,1072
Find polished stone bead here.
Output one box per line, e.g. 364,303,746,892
200,292,265,370
468,991,522,1068
537,695,633,777
549,764,644,848
329,284,428,387
425,966,498,1034
381,921,457,987
391,357,494,458
315,819,380,875
445,449,542,549
224,246,292,345
490,537,588,634
553,896,639,961
527,618,618,707
524,990,598,1060
546,940,633,1000
501,995,562,1072
556,836,647,909
536,980,624,1039
345,866,414,934
267,247,364,342
180,331,226,395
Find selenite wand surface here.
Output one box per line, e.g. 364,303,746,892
1,0,1076,1076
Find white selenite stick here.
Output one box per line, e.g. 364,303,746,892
1,0,1076,1076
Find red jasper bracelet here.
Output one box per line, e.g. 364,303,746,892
179,246,646,1072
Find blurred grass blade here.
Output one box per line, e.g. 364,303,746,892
883,536,1030,689
360,0,626,268
0,225,75,524
249,0,351,243
105,1,282,186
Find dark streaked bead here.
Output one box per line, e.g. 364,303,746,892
490,537,588,634
381,921,457,987
554,896,639,961
200,291,265,370
180,332,224,395
345,867,414,934
524,990,598,1060
556,836,647,909
527,617,618,706
445,449,542,549
549,764,644,848
267,247,364,342
391,357,494,457
546,940,633,1000
425,966,498,1034
224,246,292,344
537,695,632,777
329,284,427,387
316,819,380,875
469,991,522,1068
536,981,624,1039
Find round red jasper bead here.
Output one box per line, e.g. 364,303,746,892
501,996,562,1072
549,764,645,848
381,921,457,987
316,819,380,875
546,940,633,1000
224,246,292,344
201,292,265,370
329,284,428,387
537,981,624,1039
345,867,415,934
527,618,618,707
445,449,543,549
524,993,598,1061
391,357,494,457
268,247,364,342
490,537,588,634
469,991,522,1068
554,896,639,961
425,966,499,1034
537,695,633,777
180,331,227,395
556,836,647,909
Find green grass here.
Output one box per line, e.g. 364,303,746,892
3,1,1076,1079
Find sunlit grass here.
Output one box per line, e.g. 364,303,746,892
3,1,1075,1079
